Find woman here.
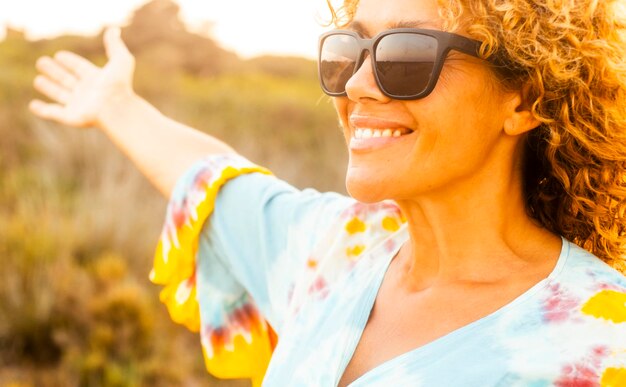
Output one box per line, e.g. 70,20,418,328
31,0,626,385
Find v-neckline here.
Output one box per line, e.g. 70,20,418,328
337,230,569,387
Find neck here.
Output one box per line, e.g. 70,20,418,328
393,146,560,292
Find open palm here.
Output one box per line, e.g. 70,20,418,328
30,27,135,128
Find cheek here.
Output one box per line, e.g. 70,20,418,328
407,103,495,165
333,97,351,139
407,68,505,148
398,83,507,182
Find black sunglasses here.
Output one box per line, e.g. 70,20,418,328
318,28,483,100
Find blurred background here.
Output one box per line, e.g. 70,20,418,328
0,0,347,385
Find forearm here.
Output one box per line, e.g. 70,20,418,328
98,92,236,197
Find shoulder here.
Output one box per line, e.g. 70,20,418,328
543,240,626,326
565,243,626,336
546,241,626,359
493,240,626,383
287,200,407,308
495,239,626,338
318,200,406,262
558,241,626,296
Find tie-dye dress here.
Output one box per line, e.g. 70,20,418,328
150,153,626,387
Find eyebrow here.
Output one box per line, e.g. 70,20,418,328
392,19,436,29
347,19,436,37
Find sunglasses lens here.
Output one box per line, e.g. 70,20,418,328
320,34,359,94
375,33,438,97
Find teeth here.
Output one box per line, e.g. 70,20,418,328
353,128,410,139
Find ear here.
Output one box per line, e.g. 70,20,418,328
502,89,542,136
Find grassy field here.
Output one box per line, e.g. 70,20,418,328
0,5,347,386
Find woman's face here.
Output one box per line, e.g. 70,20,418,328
333,0,519,203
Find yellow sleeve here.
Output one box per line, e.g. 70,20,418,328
149,154,275,386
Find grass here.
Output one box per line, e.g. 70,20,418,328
0,7,345,387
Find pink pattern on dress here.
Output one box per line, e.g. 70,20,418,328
542,283,581,323
384,238,397,254
554,346,609,387
171,202,186,228
308,275,329,299
193,169,213,190
201,302,265,357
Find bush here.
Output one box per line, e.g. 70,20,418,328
0,1,343,385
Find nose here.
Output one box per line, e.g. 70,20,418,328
344,55,391,103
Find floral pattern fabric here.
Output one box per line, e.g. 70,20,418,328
152,153,626,386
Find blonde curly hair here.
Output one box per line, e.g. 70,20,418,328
328,0,626,274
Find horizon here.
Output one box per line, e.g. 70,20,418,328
0,0,332,59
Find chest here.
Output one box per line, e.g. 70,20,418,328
336,283,533,387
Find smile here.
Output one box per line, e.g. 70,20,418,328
349,128,417,152
352,128,414,139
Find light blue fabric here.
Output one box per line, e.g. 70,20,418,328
197,171,353,334
182,155,626,386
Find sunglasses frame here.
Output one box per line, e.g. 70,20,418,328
318,28,483,100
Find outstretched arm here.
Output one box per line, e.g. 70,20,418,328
30,27,235,197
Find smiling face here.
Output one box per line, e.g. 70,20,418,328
333,0,524,203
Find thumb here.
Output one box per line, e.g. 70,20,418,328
103,27,132,62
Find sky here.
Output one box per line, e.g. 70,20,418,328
0,0,334,58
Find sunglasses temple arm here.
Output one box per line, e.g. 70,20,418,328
449,36,483,58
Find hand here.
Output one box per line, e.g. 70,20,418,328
30,27,136,129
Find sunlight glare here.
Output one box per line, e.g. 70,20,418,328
0,0,332,58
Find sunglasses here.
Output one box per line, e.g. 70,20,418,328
318,28,483,100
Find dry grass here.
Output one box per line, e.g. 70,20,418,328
0,2,345,386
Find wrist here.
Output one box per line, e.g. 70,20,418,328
96,88,141,133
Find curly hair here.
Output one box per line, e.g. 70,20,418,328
328,0,626,274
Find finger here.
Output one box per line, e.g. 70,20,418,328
104,27,133,63
29,99,68,123
33,75,71,104
36,56,78,90
54,50,98,78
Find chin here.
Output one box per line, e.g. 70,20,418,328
345,173,389,203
